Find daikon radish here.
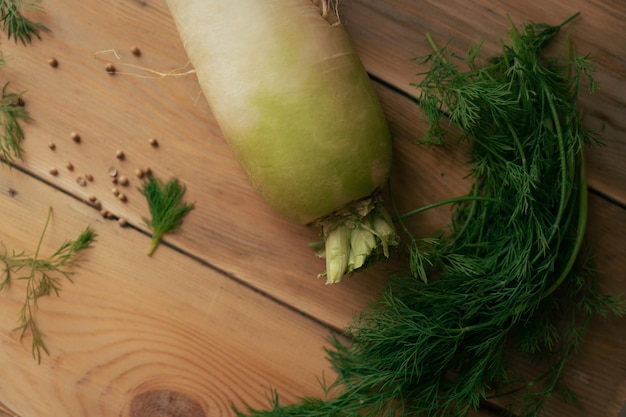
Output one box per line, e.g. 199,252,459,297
165,0,397,283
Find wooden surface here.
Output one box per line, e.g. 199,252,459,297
0,1,624,416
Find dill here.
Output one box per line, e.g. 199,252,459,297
0,208,96,363
0,0,48,45
0,83,29,165
237,13,625,417
139,175,195,256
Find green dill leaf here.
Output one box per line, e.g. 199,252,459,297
0,84,30,165
0,0,49,45
139,175,195,256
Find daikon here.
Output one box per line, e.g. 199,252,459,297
165,0,397,283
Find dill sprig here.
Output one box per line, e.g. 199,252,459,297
0,83,29,165
0,207,96,363
0,0,48,45
237,13,625,417
139,175,195,256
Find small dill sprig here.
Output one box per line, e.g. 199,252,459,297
139,175,195,256
0,0,49,45
0,207,96,363
0,83,30,165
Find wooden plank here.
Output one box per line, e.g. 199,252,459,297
340,0,626,206
0,168,336,417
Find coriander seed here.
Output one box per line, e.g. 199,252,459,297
76,177,87,187
112,187,119,196
108,167,118,177
66,162,74,171
134,168,144,179
149,137,158,147
88,195,97,203
130,45,141,56
118,175,129,186
118,218,128,227
116,150,125,160
105,63,116,74
118,193,127,202
85,173,94,182
70,132,81,143
49,168,58,176
48,142,56,150
142,167,152,176
100,208,109,218
48,57,58,68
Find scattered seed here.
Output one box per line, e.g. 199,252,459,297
116,150,125,160
105,63,116,74
134,168,144,179
93,200,102,209
48,57,58,68
85,173,94,182
112,187,120,196
118,217,128,227
148,137,158,147
88,195,97,203
66,162,74,171
76,177,87,186
118,193,127,202
100,208,109,218
108,167,118,177
48,142,56,150
142,167,152,176
49,168,58,176
107,211,116,219
118,175,129,186
130,45,141,57
70,132,81,143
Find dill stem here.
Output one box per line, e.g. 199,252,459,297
32,207,53,262
532,86,569,262
541,155,588,299
394,195,501,222
147,233,163,256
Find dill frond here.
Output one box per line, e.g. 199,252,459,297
0,208,96,363
139,175,195,256
0,84,29,165
0,0,48,45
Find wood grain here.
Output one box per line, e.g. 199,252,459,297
0,0,623,416
0,168,336,416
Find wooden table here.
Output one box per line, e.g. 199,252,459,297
0,1,624,416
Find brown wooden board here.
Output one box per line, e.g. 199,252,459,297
0,1,623,416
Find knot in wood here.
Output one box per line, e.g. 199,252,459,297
129,390,206,417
